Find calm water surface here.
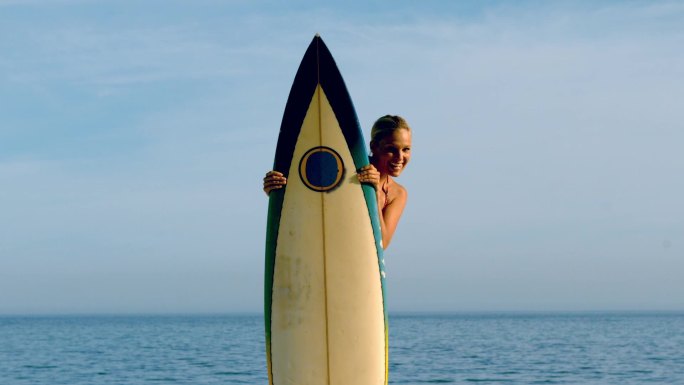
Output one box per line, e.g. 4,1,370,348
1,313,683,384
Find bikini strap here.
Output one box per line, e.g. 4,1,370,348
381,176,391,209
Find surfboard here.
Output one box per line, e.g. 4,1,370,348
265,35,388,385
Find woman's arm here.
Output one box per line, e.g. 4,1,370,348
378,186,407,249
357,165,407,249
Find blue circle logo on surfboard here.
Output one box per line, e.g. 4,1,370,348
299,146,344,192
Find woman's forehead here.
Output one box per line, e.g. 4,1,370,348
380,129,411,144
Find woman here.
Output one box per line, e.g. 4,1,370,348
264,115,411,249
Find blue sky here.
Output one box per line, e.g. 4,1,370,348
1,0,683,314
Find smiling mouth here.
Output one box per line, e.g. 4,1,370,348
390,162,403,171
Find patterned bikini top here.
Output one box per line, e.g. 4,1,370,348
381,176,391,209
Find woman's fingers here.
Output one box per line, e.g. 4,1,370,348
357,165,380,188
263,171,286,194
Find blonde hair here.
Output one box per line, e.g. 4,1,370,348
370,115,411,148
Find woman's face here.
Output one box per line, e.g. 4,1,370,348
372,128,412,177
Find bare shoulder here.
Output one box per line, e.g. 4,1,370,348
389,180,408,206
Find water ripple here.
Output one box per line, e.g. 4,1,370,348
1,313,683,385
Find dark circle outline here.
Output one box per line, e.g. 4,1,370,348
298,146,345,192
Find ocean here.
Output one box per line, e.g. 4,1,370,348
1,312,682,384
